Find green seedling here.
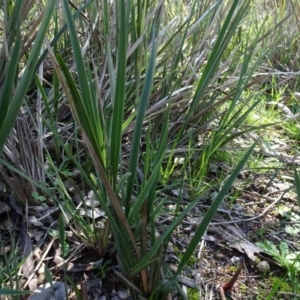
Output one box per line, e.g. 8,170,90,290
256,240,300,278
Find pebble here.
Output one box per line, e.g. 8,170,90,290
118,289,131,299
256,261,270,273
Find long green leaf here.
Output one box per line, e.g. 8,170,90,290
0,289,31,296
111,0,127,188
36,0,94,71
125,3,163,214
188,0,250,117
61,0,105,163
61,0,92,106
0,0,57,154
128,150,165,223
0,38,21,130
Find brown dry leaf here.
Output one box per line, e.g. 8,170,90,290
210,216,262,261
28,215,44,227
21,252,35,279
79,207,105,219
19,225,35,278
28,205,57,224
28,278,38,293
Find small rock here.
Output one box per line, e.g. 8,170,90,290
73,192,85,204
209,163,218,173
118,289,131,299
38,263,46,275
230,256,242,264
0,182,6,194
72,168,81,178
256,261,270,273
233,204,243,212
85,190,100,208
293,92,300,100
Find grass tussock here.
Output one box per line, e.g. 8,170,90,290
0,0,300,299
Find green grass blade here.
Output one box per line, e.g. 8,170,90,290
60,0,105,164
125,3,163,214
128,152,164,223
147,105,170,213
188,0,250,117
0,289,32,296
111,0,127,188
0,0,57,154
36,0,94,70
61,0,92,105
0,37,21,130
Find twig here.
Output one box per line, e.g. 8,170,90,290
219,287,226,300
210,191,285,225
23,236,57,288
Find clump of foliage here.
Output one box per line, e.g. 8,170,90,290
0,0,299,299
